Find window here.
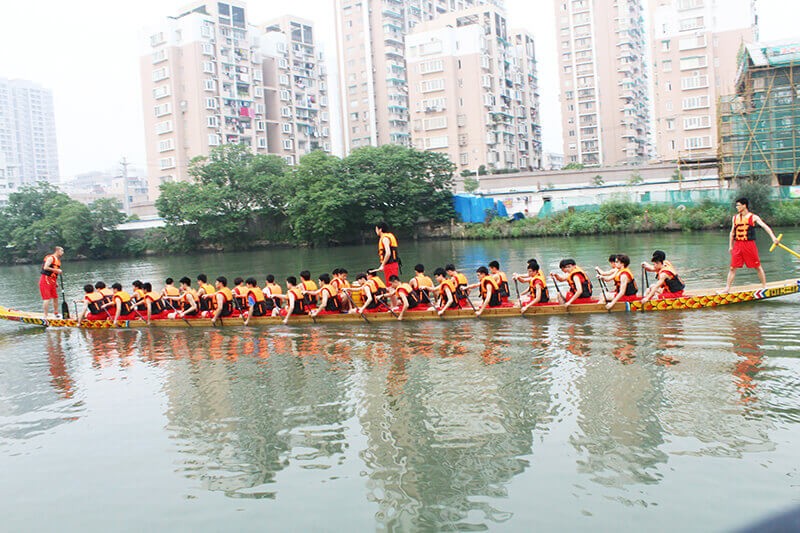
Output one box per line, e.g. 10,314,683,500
424,136,448,149
202,62,215,74
279,58,288,69
204,79,215,91
680,55,707,70
159,157,176,169
685,135,711,149
419,59,444,74
281,107,291,117
158,139,174,152
152,49,167,64
255,120,265,131
420,79,445,93
155,120,173,134
423,117,447,130
208,134,220,146
282,123,292,133
419,40,443,56
661,40,670,52
421,97,446,111
682,95,709,110
283,139,293,150
280,90,290,101
201,42,214,56
459,153,469,165
681,75,708,90
257,137,267,148
679,16,704,32
154,103,172,117
663,60,672,72
279,74,289,85
152,67,169,82
153,85,170,99
683,115,710,130
284,155,295,166
666,118,675,130
254,87,263,97
321,112,329,122
150,32,165,46
457,114,466,127
679,35,707,51
205,98,217,110
207,116,218,127
255,103,265,114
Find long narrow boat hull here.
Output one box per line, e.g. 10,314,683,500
1,279,798,329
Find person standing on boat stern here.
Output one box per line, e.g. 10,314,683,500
40,246,64,319
375,222,401,285
723,197,779,293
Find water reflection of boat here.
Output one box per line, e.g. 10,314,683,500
1,279,798,329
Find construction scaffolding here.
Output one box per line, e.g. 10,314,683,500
718,41,800,186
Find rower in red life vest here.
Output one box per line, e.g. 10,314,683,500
723,196,779,293
385,275,422,320
594,254,619,279
551,258,594,308
281,276,307,324
598,254,639,310
142,282,167,324
641,250,686,302
160,278,181,312
196,274,216,312
445,264,470,306
103,282,135,327
232,277,248,315
94,281,114,307
77,284,107,325
172,277,200,319
408,263,434,308
309,273,342,318
263,274,283,312
331,268,352,311
427,267,459,316
299,270,318,310
131,280,147,311
512,259,550,312
210,276,234,326
474,266,502,317
375,222,401,285
39,246,64,319
488,261,511,304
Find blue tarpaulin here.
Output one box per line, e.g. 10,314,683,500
453,194,509,223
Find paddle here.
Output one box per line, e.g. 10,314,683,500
344,291,369,323
377,295,399,318
551,277,569,313
166,297,192,327
596,275,611,312
770,233,800,260
420,288,442,319
641,265,649,297
59,275,69,319
514,279,525,315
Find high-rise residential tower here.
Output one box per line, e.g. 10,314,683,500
554,0,649,167
334,0,503,155
140,1,328,200
650,0,757,162
406,5,542,173
0,78,59,191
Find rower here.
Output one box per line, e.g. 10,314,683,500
95,281,114,307
281,276,307,324
131,280,147,311
310,273,342,317
551,259,593,308
232,277,248,314
243,277,270,326
513,259,550,312
474,266,501,316
445,264,470,306
386,275,421,320
140,282,166,324
161,278,181,312
375,222,401,285
77,284,106,325
601,254,639,310
343,273,379,314
264,274,283,311
210,276,234,326
488,260,511,304
595,254,619,278
196,274,216,312
106,282,135,327
429,267,458,316
331,268,351,311
299,270,318,310
173,277,200,319
642,251,685,302
409,264,434,306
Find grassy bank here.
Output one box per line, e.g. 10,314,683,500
456,200,800,240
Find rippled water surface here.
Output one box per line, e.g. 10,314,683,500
1,230,799,531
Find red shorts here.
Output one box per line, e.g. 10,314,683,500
39,275,58,300
731,240,760,268
383,262,400,283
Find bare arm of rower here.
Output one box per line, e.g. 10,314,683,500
605,276,629,310
476,285,493,316
397,292,409,320
378,237,391,270
522,285,543,312
640,261,658,273
180,294,197,317
283,293,296,324
211,293,224,325
753,214,779,243
358,286,373,314
312,291,329,317
439,289,454,316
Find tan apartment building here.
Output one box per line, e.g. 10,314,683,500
555,0,649,167
258,16,331,166
141,2,328,199
406,5,542,173
334,0,503,155
650,0,756,162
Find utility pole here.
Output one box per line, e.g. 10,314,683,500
120,157,130,216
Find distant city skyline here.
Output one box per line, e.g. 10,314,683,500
0,0,798,178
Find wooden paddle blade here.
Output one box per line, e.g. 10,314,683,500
61,300,70,319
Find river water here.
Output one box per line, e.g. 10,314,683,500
1,230,799,531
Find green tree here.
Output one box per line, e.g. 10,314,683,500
562,162,585,170
734,175,774,218
463,176,479,193
628,172,643,185
592,175,605,186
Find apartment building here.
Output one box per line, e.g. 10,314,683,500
258,16,331,165
406,5,542,173
141,2,328,199
650,0,757,162
335,0,503,154
555,0,649,167
0,77,59,191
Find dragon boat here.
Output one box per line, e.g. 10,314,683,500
1,278,798,329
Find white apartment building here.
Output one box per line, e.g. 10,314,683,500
555,0,650,167
650,0,757,162
406,5,542,173
259,16,331,166
140,1,328,199
335,0,504,154
0,77,59,191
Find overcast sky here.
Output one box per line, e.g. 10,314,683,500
0,0,797,179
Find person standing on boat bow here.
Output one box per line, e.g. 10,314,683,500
375,222,401,286
40,246,64,319
723,197,779,293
